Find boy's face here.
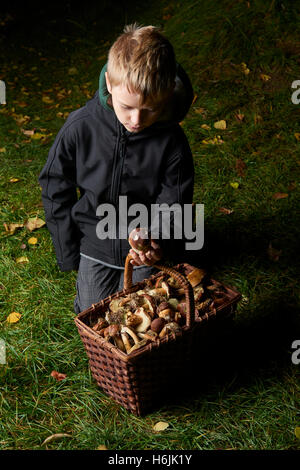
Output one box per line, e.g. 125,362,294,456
105,72,173,133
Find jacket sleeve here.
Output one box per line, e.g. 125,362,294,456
151,130,195,264
38,125,81,272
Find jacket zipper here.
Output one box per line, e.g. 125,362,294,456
111,123,127,266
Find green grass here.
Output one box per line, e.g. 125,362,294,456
0,0,300,450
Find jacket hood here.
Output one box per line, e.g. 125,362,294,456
98,62,194,123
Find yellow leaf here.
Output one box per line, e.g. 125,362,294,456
214,120,226,130
9,178,20,183
42,96,53,104
294,133,300,142
241,62,250,75
25,217,46,231
6,312,22,323
97,445,108,450
153,421,169,432
0,147,6,153
294,427,300,439
230,182,239,189
28,237,38,245
201,124,211,130
260,74,271,81
16,256,29,263
30,133,47,140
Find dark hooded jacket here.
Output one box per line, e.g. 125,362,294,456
38,63,195,271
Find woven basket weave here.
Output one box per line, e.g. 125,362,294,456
74,255,241,416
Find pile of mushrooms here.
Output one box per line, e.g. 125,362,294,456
91,265,228,355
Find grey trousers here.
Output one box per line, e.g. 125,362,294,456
74,255,158,315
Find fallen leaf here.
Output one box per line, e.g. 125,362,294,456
267,242,282,262
201,124,211,130
153,421,169,432
30,133,47,140
42,96,53,104
42,433,72,446
0,147,6,153
235,112,244,122
294,133,300,142
235,159,247,177
51,370,67,381
294,427,300,439
260,73,271,81
6,312,21,323
3,222,24,235
191,94,198,105
16,256,29,263
68,67,78,75
28,237,38,245
214,120,226,130
202,135,224,145
230,182,239,189
9,177,20,183
218,207,234,215
25,217,45,231
240,62,250,75
272,193,288,200
97,445,108,450
21,128,35,136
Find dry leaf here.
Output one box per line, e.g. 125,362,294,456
9,177,20,183
0,147,6,153
30,133,47,140
42,433,72,446
218,207,234,215
202,135,224,145
28,237,38,245
42,96,53,104
16,256,29,264
260,74,271,81
21,128,34,136
230,182,239,189
25,217,45,231
153,421,169,432
201,124,211,130
267,242,282,262
3,222,24,234
272,193,288,200
240,62,250,75
97,445,108,450
294,133,300,142
294,427,300,439
214,120,226,130
236,159,247,177
51,370,67,381
235,112,244,122
6,312,21,323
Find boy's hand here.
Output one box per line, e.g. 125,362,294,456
129,240,162,266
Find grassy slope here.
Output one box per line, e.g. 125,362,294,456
0,0,299,450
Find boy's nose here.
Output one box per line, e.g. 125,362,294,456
131,110,141,126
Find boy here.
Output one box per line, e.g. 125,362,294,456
38,24,195,314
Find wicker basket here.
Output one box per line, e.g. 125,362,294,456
74,255,241,416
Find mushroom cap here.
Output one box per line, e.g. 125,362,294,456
134,307,152,333
150,317,166,334
128,227,151,253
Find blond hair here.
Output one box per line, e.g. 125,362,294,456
107,23,176,103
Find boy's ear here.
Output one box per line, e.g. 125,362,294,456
105,72,112,94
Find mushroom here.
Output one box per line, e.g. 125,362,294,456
128,227,151,253
105,308,126,325
128,338,149,354
92,318,109,332
141,294,156,318
159,322,182,338
150,317,166,334
137,330,158,341
158,308,174,323
134,307,152,333
187,268,206,287
194,285,205,302
125,312,143,328
121,326,140,346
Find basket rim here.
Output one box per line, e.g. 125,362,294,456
74,263,242,361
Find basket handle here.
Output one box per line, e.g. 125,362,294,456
124,254,195,328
